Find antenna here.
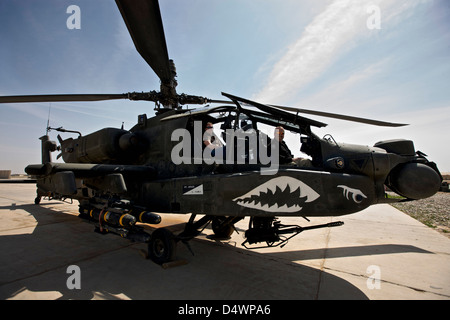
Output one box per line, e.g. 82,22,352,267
46,103,51,135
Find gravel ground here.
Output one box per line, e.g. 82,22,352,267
390,191,450,238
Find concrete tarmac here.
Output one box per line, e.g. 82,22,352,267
0,183,449,300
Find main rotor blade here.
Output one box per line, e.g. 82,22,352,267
116,0,172,85
222,92,328,128
0,94,128,103
270,105,409,127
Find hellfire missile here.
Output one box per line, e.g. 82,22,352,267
82,207,136,228
131,210,161,225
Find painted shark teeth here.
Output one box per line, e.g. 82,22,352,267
233,176,320,213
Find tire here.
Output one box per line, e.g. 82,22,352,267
148,228,177,264
211,216,234,238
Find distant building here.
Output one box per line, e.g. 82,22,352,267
0,170,11,179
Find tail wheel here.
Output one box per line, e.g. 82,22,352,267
148,228,177,265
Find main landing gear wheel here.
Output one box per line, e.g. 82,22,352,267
148,228,177,265
211,216,235,238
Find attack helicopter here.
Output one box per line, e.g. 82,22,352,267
0,0,442,264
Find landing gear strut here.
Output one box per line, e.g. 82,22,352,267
148,215,243,265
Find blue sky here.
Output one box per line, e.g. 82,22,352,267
0,0,449,174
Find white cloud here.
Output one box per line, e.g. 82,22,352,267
296,57,393,113
252,0,427,104
253,0,368,103
250,0,449,172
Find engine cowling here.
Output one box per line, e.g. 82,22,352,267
59,128,146,164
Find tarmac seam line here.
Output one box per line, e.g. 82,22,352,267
314,220,333,300
321,265,450,299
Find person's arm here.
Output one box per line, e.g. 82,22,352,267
203,131,215,149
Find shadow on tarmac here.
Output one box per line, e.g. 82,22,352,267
0,201,432,300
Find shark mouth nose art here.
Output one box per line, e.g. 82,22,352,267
233,177,320,213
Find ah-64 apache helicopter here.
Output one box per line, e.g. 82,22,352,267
1,0,442,264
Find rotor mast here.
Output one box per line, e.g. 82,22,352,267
158,59,178,109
